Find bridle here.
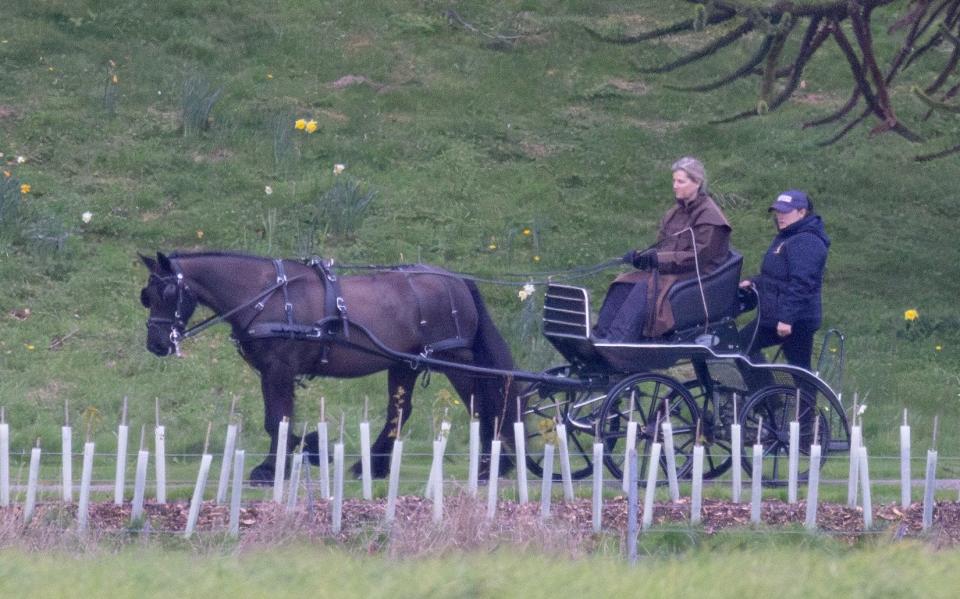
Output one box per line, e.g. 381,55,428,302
146,269,191,356
146,258,309,356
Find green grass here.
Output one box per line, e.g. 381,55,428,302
3,542,960,598
1,0,959,498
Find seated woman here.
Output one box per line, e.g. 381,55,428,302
739,190,830,370
594,156,732,341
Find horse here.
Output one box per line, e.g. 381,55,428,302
138,250,519,483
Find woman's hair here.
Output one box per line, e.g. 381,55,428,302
671,156,707,193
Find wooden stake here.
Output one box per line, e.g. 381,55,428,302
65,399,70,427
203,421,212,455
298,422,308,452
121,396,128,426
320,396,326,423
139,425,146,452
932,414,939,451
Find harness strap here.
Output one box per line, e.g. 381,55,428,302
308,257,350,338
274,259,295,328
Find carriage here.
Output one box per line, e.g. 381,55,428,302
519,250,850,485
140,249,849,485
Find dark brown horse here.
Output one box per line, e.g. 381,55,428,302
139,251,518,483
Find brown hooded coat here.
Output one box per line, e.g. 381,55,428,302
614,191,731,337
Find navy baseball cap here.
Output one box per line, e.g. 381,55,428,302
769,189,810,213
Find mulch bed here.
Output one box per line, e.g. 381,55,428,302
4,497,960,551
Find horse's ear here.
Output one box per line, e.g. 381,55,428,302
156,252,173,273
139,253,157,272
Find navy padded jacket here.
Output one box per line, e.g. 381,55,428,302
755,214,830,328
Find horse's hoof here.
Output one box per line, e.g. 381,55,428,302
248,464,275,486
350,461,363,479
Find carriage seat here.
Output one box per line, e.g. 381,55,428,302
666,250,743,334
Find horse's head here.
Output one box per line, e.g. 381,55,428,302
139,252,198,357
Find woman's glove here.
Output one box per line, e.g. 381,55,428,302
634,249,658,270
623,249,658,270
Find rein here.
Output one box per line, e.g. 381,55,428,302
333,256,624,286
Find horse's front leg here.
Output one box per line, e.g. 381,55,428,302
249,367,296,485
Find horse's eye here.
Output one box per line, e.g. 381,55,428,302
140,288,151,308
161,284,178,301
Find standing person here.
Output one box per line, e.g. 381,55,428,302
594,156,732,341
739,190,830,370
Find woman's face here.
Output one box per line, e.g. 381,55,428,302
672,169,700,201
775,208,807,231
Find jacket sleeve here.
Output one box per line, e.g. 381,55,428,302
656,223,731,275
780,234,827,325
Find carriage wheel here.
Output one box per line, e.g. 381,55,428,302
739,385,830,486
520,366,609,480
599,373,699,483
683,380,734,479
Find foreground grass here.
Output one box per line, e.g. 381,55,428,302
1,542,959,598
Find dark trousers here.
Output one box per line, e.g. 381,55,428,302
740,319,817,370
594,281,648,341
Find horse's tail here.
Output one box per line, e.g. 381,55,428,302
464,280,523,451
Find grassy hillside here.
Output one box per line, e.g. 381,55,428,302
1,0,958,483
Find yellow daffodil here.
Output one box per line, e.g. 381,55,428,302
488,243,497,251
266,73,273,79
533,255,541,262
305,120,318,133
518,283,535,302
904,309,919,321
112,74,118,84
196,230,204,239
20,183,30,194
522,227,532,236
935,345,942,352
25,344,35,351
294,119,306,130
2,171,9,178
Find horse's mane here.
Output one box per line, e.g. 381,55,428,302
167,250,276,262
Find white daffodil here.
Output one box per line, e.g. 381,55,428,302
333,163,345,175
857,404,867,416
16,155,26,164
264,185,273,195
81,211,92,224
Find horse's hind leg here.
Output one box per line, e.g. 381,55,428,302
353,365,418,479
446,371,515,479
249,368,296,485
